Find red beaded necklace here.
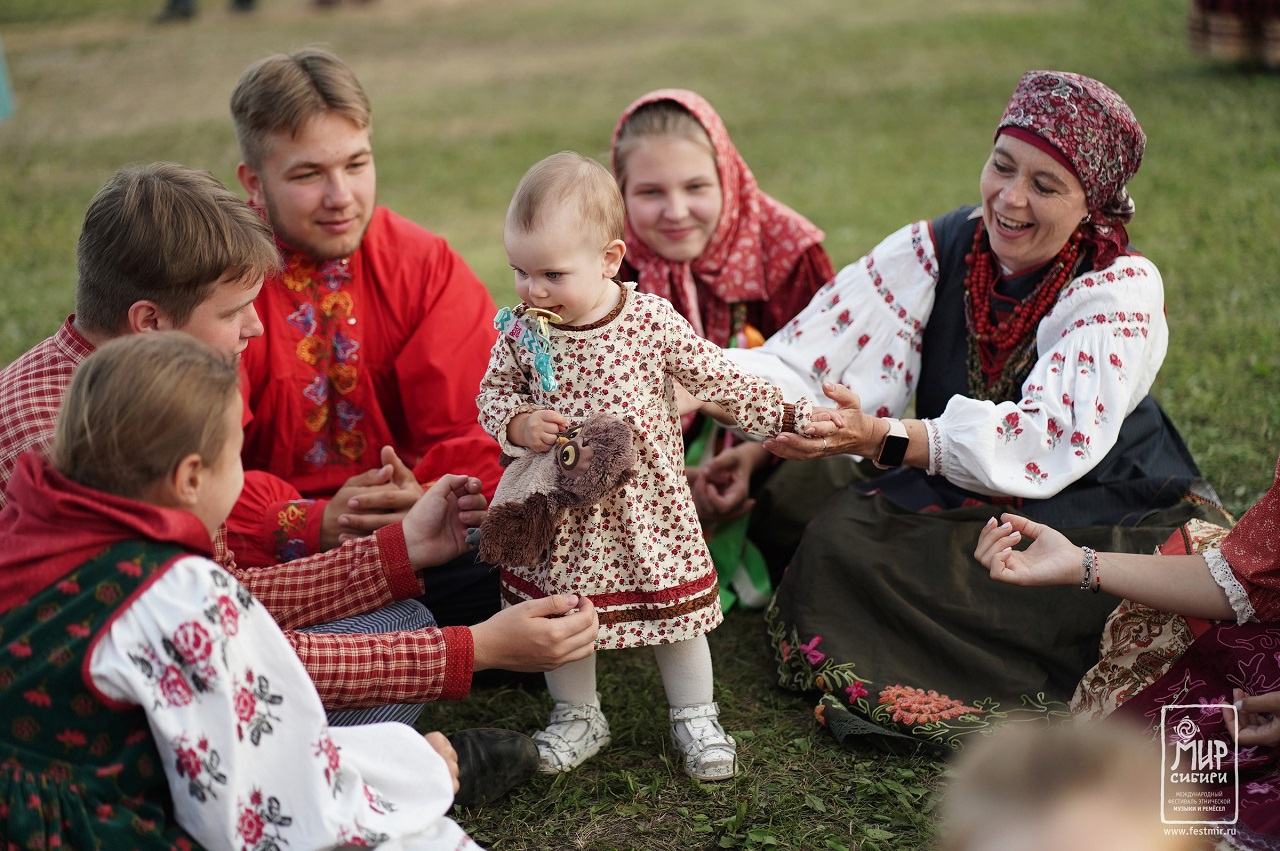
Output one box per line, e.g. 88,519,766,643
963,219,1083,402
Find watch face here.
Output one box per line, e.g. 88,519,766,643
877,434,909,468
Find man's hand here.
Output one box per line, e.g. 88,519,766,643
320,446,425,549
470,594,598,672
403,474,487,569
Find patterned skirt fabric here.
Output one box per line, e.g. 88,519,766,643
1113,622,1280,850
766,484,1230,754
1071,518,1232,721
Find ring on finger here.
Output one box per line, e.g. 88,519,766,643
821,436,829,452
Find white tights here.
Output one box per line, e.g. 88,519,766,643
543,634,715,709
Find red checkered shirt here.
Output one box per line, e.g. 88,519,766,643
0,318,473,708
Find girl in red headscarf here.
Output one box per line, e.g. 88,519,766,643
611,89,834,351
610,91,840,609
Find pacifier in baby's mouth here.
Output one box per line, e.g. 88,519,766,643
524,307,563,339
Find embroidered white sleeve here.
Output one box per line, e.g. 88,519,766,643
922,419,942,476
89,556,475,850
934,254,1168,497
726,220,938,419
1203,549,1256,624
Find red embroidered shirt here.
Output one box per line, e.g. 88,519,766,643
240,207,505,502
0,318,473,707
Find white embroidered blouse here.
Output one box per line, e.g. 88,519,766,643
87,555,477,851
727,218,1169,498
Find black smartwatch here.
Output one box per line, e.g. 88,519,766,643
873,418,909,470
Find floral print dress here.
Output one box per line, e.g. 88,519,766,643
478,282,810,650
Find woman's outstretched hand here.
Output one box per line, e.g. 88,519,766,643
765,382,868,460
974,513,1083,587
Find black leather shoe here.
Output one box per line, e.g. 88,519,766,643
448,727,539,808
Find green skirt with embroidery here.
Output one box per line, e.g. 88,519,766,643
765,485,1229,754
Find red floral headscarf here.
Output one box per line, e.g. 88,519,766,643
996,71,1146,270
611,89,825,347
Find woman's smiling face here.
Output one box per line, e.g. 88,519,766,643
620,135,723,263
980,134,1089,273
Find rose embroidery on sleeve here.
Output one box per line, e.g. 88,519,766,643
236,789,293,850
235,669,284,745
173,733,228,803
1045,417,1064,449
997,412,1023,443
831,309,853,334
1108,352,1126,381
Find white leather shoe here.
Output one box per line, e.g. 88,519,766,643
533,698,611,773
670,702,738,781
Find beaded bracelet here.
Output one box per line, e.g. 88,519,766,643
1081,546,1100,593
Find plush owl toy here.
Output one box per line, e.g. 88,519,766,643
478,414,639,567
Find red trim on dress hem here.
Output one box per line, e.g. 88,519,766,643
498,567,718,609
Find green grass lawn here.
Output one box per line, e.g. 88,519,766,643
3,0,1279,847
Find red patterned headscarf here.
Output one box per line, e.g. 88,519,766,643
996,71,1146,270
611,89,825,347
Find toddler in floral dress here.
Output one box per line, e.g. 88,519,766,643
478,152,830,781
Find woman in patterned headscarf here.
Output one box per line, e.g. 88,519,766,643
699,71,1231,752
